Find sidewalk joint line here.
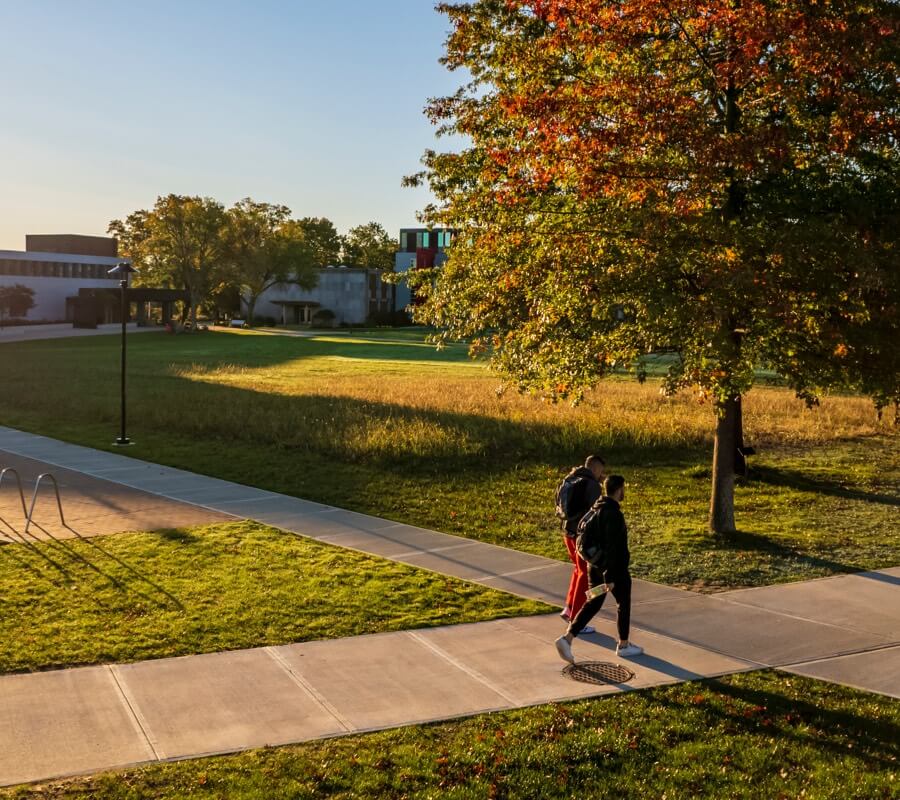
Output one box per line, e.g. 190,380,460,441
777,640,900,670
106,665,164,761
264,647,355,733
717,594,894,638
476,563,562,581
389,542,483,559
405,631,520,706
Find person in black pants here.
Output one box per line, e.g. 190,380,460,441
555,475,643,663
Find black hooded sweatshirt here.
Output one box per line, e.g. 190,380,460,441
562,466,602,536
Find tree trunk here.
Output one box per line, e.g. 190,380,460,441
733,394,746,476
709,395,740,533
190,292,199,330
246,296,257,327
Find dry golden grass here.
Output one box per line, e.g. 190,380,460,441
179,363,887,452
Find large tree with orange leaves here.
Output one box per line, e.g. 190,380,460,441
407,0,899,533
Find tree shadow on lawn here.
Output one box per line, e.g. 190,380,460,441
748,466,900,508
680,674,900,767
711,528,861,576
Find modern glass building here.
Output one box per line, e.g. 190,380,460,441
394,227,455,312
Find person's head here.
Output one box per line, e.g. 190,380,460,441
585,454,607,481
603,474,625,502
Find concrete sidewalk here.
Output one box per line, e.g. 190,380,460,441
0,614,755,787
0,323,161,344
0,426,897,787
0,450,231,542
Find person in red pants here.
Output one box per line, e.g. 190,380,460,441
556,474,643,663
557,454,606,629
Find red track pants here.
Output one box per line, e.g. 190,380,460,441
564,535,589,617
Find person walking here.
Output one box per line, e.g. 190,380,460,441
556,455,606,629
555,475,643,663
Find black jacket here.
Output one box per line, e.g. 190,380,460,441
591,496,631,577
562,466,602,536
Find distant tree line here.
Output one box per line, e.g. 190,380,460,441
109,195,397,326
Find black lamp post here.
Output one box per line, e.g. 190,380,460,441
108,261,137,446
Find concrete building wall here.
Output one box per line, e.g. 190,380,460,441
251,268,370,325
393,251,417,312
0,275,121,322
0,249,127,322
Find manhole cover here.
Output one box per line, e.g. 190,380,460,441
563,661,635,685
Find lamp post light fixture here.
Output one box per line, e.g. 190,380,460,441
107,261,138,446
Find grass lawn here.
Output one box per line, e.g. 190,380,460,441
0,520,548,673
5,670,897,799
0,328,896,590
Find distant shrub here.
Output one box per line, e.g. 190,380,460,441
366,310,413,327
313,309,336,327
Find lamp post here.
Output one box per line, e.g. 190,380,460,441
108,262,137,446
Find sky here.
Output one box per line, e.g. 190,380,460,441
0,1,463,250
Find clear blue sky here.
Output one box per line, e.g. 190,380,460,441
0,1,461,250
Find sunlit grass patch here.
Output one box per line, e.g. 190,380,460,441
0,520,549,674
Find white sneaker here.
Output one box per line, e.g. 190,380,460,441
559,606,571,621
578,625,596,635
616,642,643,657
555,636,575,664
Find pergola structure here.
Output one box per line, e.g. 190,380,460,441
70,287,191,328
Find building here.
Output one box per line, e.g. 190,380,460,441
247,267,395,326
0,235,129,322
394,227,455,311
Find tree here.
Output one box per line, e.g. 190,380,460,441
0,284,35,326
224,199,319,325
342,222,397,270
109,195,228,328
408,1,899,533
294,217,342,268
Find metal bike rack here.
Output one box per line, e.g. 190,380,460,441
0,467,29,521
24,473,67,534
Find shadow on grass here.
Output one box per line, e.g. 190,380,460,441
749,466,900,507
712,528,861,575
0,516,183,611
696,674,900,767
60,521,184,610
154,528,200,544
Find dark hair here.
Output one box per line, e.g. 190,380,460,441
603,475,625,497
584,454,606,470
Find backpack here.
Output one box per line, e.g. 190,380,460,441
575,502,607,568
555,471,590,522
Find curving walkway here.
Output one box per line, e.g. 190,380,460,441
0,426,897,787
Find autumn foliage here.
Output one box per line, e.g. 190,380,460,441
409,0,899,531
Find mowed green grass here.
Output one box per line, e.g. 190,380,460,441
0,328,896,590
4,671,896,799
0,520,548,673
